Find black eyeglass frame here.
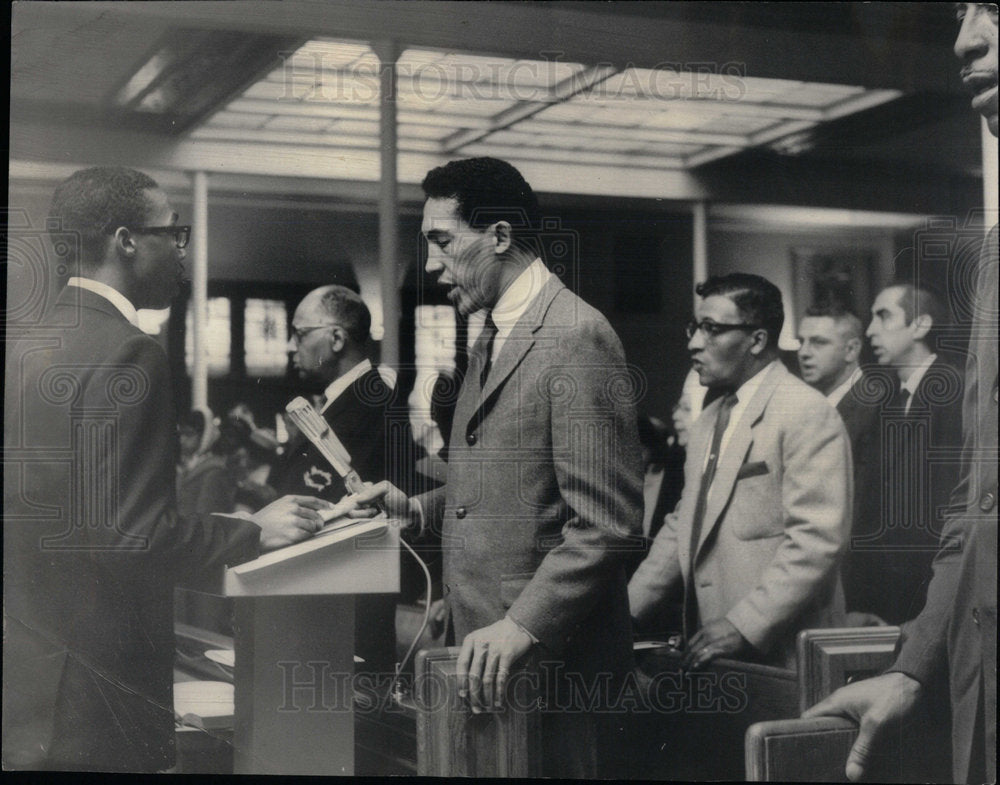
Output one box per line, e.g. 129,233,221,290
289,323,345,342
104,223,191,249
132,225,191,249
685,318,763,340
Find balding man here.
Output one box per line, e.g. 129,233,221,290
271,284,413,675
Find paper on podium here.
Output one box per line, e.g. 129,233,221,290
223,513,400,597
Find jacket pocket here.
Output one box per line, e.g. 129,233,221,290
736,460,769,480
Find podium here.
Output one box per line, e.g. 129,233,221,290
223,517,400,775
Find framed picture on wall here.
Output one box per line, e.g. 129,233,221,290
790,246,878,324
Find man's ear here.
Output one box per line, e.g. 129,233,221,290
491,221,512,255
113,226,137,259
328,325,347,354
844,336,862,363
911,313,933,341
748,327,770,356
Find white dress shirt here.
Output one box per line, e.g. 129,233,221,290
826,366,862,408
66,276,139,327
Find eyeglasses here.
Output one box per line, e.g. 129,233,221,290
685,318,761,340
131,225,191,249
290,323,341,342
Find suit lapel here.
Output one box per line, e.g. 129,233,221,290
695,363,785,556
464,276,565,423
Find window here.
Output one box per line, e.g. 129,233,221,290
244,298,289,377
410,304,457,455
185,297,232,376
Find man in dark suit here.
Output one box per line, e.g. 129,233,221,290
353,157,644,778
796,304,887,621
270,284,411,675
629,275,851,669
806,5,997,782
863,283,963,623
3,167,330,772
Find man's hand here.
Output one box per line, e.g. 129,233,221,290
456,617,534,713
344,480,420,529
251,494,331,551
802,671,922,782
682,618,752,669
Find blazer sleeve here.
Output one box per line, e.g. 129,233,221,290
83,334,260,583
628,506,685,628
505,316,645,651
726,398,852,653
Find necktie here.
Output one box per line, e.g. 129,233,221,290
683,392,738,643
477,314,499,390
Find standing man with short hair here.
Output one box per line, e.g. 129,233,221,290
863,282,963,623
629,273,851,669
806,5,997,782
796,305,886,620
353,156,644,778
3,167,330,771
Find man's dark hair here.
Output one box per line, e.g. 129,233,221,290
803,302,864,342
315,285,371,345
696,273,785,350
889,283,949,333
421,157,541,232
48,166,160,270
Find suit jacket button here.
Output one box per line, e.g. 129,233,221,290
980,493,995,512
973,607,981,627
456,507,467,519
466,432,477,446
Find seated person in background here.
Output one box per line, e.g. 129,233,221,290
269,284,414,675
228,401,281,457
176,407,239,520
629,273,851,669
220,414,279,514
796,304,887,626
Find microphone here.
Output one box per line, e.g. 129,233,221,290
284,396,369,497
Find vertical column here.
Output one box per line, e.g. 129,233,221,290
692,201,709,310
982,118,998,230
191,170,209,410
376,40,401,369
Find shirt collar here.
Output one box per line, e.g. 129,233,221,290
733,358,779,409
66,277,140,327
827,366,862,407
490,258,552,338
901,354,937,397
320,358,373,413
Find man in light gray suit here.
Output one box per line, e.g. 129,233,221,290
629,273,851,669
354,157,643,778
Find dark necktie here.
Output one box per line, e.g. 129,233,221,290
477,314,499,390
683,392,738,642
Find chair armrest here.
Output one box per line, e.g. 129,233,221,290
745,716,858,782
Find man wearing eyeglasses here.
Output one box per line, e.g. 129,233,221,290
3,167,332,771
629,273,851,670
